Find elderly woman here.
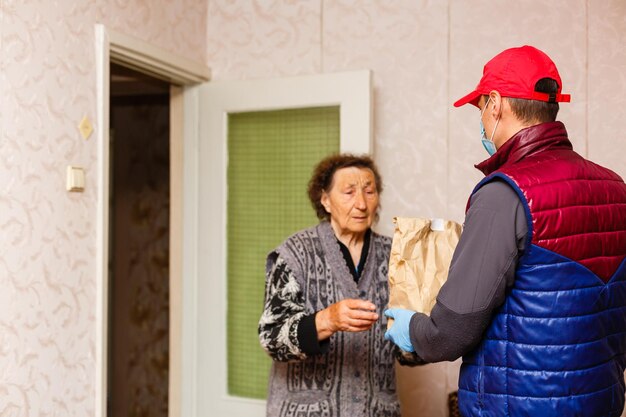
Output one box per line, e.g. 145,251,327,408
258,154,401,417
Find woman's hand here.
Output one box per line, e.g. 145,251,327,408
315,299,379,341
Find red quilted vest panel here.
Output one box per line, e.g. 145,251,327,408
475,122,626,282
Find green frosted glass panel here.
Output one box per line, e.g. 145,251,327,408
227,106,340,399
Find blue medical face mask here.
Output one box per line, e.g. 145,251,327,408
480,98,499,156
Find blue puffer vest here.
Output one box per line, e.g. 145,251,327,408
458,122,626,417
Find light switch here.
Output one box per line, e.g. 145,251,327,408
66,166,85,192
78,116,93,140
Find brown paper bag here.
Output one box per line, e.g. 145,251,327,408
388,217,462,317
388,217,463,417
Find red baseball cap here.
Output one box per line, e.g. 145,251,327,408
454,45,571,108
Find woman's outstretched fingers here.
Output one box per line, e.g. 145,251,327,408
315,298,380,338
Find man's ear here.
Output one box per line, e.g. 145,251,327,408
488,90,503,117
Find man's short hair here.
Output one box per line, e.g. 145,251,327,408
506,78,560,124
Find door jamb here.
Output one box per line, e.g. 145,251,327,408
94,24,210,417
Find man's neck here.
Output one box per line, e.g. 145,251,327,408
495,117,539,150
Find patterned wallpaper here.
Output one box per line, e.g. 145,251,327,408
1,0,625,416
0,1,206,416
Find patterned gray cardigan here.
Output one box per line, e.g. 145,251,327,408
258,221,400,417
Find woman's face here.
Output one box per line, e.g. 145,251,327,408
321,167,379,236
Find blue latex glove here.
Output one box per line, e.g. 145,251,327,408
384,308,416,352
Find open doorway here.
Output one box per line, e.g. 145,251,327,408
95,25,211,417
108,63,171,417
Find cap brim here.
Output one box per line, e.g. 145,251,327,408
453,90,481,108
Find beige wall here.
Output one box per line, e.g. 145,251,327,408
1,0,625,416
0,1,207,415
205,1,626,416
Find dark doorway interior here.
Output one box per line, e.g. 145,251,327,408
108,63,170,417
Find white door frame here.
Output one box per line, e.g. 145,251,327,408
197,71,372,416
94,24,210,417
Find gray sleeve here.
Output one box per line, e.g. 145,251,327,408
409,180,527,362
